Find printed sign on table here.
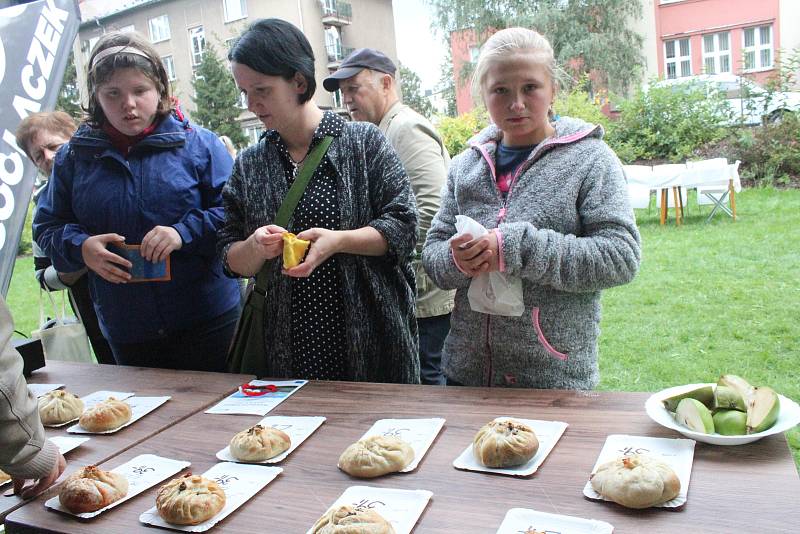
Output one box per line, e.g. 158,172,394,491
496,508,614,534
205,380,307,416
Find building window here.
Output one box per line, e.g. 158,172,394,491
148,14,170,43
702,32,730,74
743,25,772,71
246,125,264,144
82,36,100,60
225,36,239,50
664,37,691,79
332,89,343,109
223,0,247,22
189,26,206,66
324,26,341,61
238,91,247,109
162,55,176,81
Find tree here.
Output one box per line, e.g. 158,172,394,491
399,63,434,119
191,43,248,148
439,48,457,117
56,51,81,120
427,0,645,96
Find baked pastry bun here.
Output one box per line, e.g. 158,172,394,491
473,419,539,468
78,397,132,432
311,505,395,534
39,390,84,425
338,435,414,478
282,232,310,268
229,424,291,462
156,474,226,525
58,465,128,513
0,469,10,485
590,454,681,509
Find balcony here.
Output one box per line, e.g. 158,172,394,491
326,44,354,69
321,0,352,26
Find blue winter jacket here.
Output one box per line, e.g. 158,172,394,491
33,113,240,344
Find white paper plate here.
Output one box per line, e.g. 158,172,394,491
645,383,800,445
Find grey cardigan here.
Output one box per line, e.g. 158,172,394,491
422,117,641,389
218,116,420,384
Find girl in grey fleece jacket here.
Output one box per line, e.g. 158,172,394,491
422,28,640,390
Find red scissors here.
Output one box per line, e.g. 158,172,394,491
239,382,278,397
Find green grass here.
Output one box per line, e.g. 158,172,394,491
5,188,799,470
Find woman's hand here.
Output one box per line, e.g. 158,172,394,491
141,226,183,262
11,450,66,499
81,234,132,283
283,227,341,278
450,231,499,277
249,225,287,261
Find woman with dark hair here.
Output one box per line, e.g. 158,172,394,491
219,19,420,383
34,31,241,371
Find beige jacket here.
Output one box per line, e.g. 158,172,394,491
0,296,58,479
379,102,455,318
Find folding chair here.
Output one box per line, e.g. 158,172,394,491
691,159,739,222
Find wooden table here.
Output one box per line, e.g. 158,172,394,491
1,362,252,522
6,381,799,533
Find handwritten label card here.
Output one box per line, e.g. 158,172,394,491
49,436,90,456
453,417,568,477
355,418,445,472
45,454,190,518
307,486,432,534
496,508,614,534
205,380,307,416
583,434,695,508
68,396,170,434
139,462,282,532
216,415,326,464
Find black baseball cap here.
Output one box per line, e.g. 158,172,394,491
322,48,397,92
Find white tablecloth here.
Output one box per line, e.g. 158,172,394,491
625,163,741,192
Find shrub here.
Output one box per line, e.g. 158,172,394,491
605,82,732,163
437,107,489,158
553,85,611,133
17,202,34,256
730,111,800,187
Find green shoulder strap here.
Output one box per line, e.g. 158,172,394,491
253,135,333,291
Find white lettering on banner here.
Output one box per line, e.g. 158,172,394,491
0,0,67,255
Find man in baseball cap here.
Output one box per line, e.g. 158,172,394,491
324,48,455,386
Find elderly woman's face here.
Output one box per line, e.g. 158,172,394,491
231,62,304,133
28,129,71,177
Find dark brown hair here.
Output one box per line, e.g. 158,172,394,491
84,31,172,126
15,111,77,159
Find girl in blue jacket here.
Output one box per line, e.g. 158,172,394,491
34,31,241,371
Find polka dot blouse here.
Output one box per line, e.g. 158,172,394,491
265,113,348,380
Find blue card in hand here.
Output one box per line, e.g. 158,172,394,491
109,244,171,282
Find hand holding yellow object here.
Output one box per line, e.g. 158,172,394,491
282,232,311,269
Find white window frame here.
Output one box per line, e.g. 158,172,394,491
148,14,170,43
223,0,247,23
246,125,263,144
162,55,176,81
664,37,691,79
742,25,773,72
189,26,206,66
702,31,731,74
324,26,341,60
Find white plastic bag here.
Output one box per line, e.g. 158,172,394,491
454,215,525,316
31,289,94,363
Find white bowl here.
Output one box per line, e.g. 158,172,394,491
645,383,800,445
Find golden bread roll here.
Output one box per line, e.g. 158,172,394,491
156,474,226,525
590,454,681,509
58,465,128,513
473,419,539,468
229,424,291,462
338,435,414,478
39,390,84,425
282,232,310,268
311,504,395,534
78,397,131,432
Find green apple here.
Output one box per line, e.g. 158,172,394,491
675,398,715,434
712,409,747,435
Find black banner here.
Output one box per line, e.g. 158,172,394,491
0,0,80,297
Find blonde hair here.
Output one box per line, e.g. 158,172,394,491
471,27,560,103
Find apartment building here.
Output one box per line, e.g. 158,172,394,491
451,0,800,114
74,0,397,143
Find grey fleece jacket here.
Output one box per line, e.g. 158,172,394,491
0,297,59,479
422,117,641,389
